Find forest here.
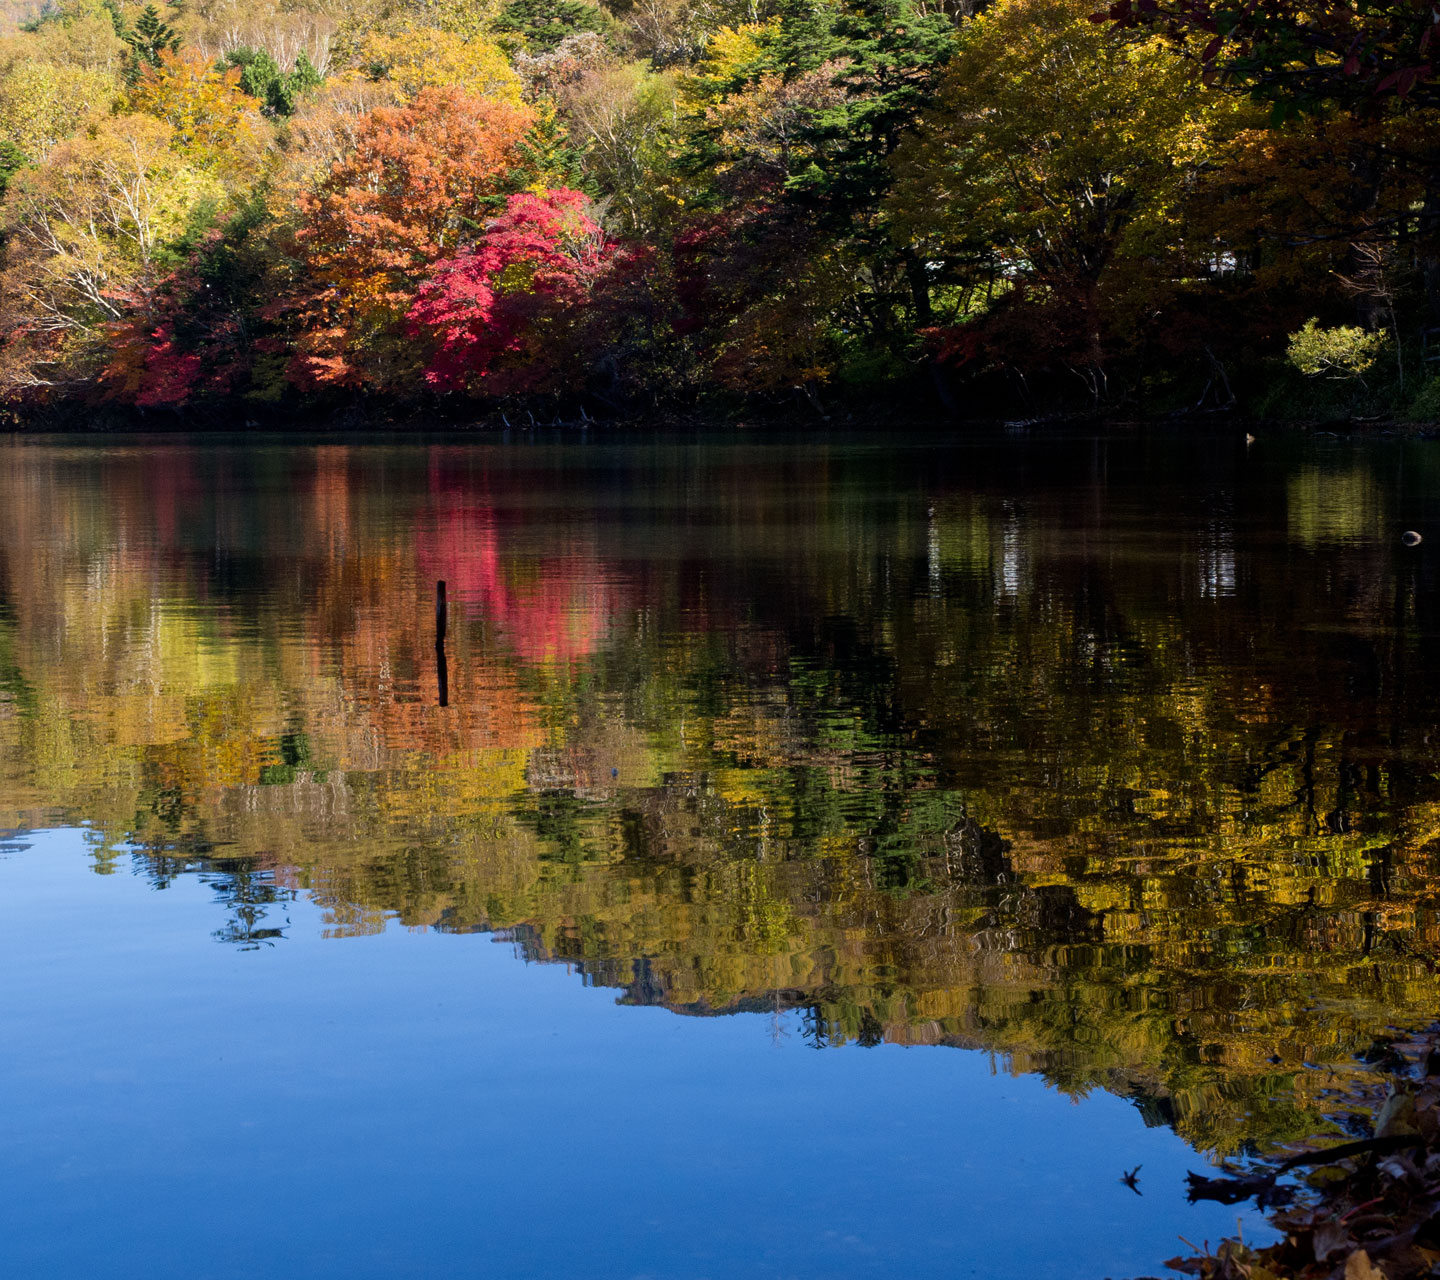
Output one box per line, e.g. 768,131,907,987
0,0,1436,423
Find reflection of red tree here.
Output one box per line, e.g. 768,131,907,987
310,446,351,560
418,482,625,666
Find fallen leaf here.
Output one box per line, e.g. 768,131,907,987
1345,1248,1387,1279
1313,1221,1352,1262
1376,1154,1417,1180
1376,1092,1418,1139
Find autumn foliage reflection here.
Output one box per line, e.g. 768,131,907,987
5,438,1440,1156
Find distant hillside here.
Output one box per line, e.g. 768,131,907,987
0,0,50,32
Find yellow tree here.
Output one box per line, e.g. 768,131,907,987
0,58,120,162
2,0,128,72
0,113,225,393
329,0,509,62
356,28,522,103
129,51,271,184
888,0,1251,375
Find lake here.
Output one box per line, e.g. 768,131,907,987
2,429,1437,1279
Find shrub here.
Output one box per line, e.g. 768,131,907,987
1286,318,1386,384
1405,376,1440,423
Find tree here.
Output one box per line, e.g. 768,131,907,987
679,0,960,355
123,3,180,78
887,0,1248,389
356,27,523,103
0,113,225,394
19,0,127,71
0,140,28,199
130,51,270,182
288,86,536,389
407,187,620,394
765,0,958,331
0,58,120,162
1099,0,1440,115
561,62,680,235
1097,0,1440,326
97,193,280,408
223,47,324,118
493,0,615,53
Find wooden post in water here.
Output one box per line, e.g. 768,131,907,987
435,580,448,708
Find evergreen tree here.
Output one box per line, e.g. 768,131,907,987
0,139,28,200
493,0,614,52
223,47,324,118
124,4,181,81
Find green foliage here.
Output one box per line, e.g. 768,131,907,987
1286,318,1386,382
124,3,181,72
0,139,28,198
492,0,614,52
223,47,323,117
773,0,958,222
1404,376,1440,422
513,105,588,190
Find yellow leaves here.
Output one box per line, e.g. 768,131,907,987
699,63,846,177
0,0,126,73
130,51,270,184
9,111,173,257
336,0,506,52
889,0,1251,289
357,28,522,104
684,19,780,106
0,58,121,162
1345,1250,1387,1280
0,110,226,387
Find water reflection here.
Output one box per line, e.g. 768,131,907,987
3,432,1440,1159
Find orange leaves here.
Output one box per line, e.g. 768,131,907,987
298,87,534,282
288,86,536,390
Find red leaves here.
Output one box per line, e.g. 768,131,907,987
98,265,245,409
1375,62,1432,94
284,86,537,392
407,187,620,395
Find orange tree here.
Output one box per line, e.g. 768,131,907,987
287,85,536,392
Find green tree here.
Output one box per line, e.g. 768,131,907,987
123,3,181,77
223,47,323,118
493,0,615,52
683,0,958,351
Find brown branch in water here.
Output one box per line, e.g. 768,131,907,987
1186,1134,1426,1205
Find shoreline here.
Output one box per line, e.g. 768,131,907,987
4,399,1438,439
1134,1022,1440,1280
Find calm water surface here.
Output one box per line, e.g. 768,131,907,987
3,430,1439,1279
